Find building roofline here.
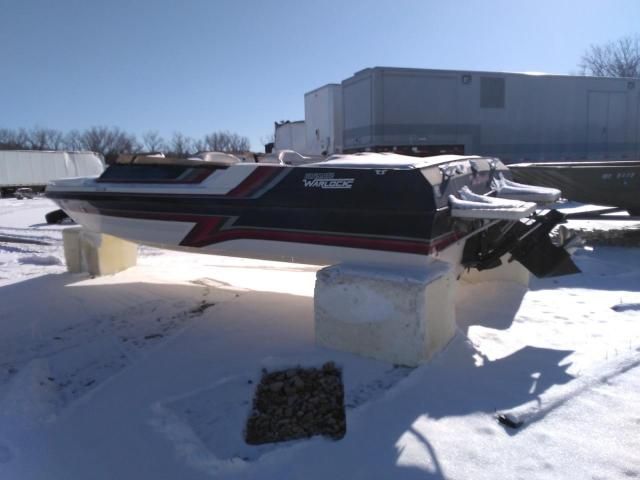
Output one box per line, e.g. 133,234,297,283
347,66,639,82
304,83,341,96
275,120,305,129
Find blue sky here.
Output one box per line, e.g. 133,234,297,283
1,0,639,150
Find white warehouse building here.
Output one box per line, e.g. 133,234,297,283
274,66,640,163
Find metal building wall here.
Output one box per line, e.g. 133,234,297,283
274,122,307,153
304,84,343,155
340,67,640,162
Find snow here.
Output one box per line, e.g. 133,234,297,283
557,201,640,231
0,196,639,479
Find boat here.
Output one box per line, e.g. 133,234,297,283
509,161,640,215
45,152,579,277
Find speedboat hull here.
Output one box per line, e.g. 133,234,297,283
46,153,579,276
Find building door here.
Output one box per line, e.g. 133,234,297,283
587,91,628,159
607,92,628,157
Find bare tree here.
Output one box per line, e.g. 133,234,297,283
80,126,112,155
0,125,253,158
26,128,47,150
203,132,223,151
80,126,139,163
0,129,12,149
64,129,84,150
0,128,32,150
142,130,166,152
192,138,206,152
580,35,640,77
27,127,65,150
168,132,194,157
0,129,23,150
202,130,250,152
229,132,250,152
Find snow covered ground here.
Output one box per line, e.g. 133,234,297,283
0,197,639,480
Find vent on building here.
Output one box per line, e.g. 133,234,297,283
480,77,506,108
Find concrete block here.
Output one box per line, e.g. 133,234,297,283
461,254,530,287
314,261,457,366
62,226,84,273
63,227,137,276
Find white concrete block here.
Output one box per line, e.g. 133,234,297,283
461,254,530,287
82,232,138,276
62,226,84,273
314,262,457,366
63,227,138,276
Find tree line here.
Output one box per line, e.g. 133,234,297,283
580,35,640,78
0,126,251,163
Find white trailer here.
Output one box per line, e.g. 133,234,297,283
274,121,307,153
339,67,640,163
270,86,343,158
304,84,343,156
0,150,104,196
